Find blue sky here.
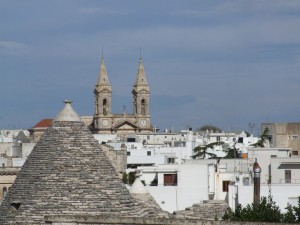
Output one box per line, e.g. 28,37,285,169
0,0,300,133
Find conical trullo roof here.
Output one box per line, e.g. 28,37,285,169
130,177,169,218
0,101,149,224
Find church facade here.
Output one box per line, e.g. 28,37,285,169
92,57,152,134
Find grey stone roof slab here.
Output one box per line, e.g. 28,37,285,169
0,102,149,224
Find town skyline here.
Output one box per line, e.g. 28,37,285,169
0,1,300,133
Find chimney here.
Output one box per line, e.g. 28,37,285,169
253,158,261,206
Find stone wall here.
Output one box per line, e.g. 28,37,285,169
0,168,19,203
45,214,299,225
173,200,228,220
99,144,127,174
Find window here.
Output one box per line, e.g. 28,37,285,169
3,187,7,198
289,135,299,140
292,151,299,156
267,135,273,143
103,99,107,115
222,180,230,192
141,99,146,115
164,174,177,186
147,135,150,140
147,151,151,156
127,151,131,156
238,137,243,143
168,158,175,164
217,136,221,141
285,170,291,183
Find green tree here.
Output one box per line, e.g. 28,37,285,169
196,125,221,132
224,145,240,159
294,197,300,223
223,196,282,222
251,127,270,148
122,172,128,184
128,172,136,185
223,196,300,223
282,197,300,223
192,141,224,159
283,204,296,223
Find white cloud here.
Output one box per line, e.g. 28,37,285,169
172,0,300,18
0,41,29,55
77,7,132,15
92,17,300,55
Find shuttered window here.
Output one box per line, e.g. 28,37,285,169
164,174,177,186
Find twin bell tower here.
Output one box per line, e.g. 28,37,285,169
92,56,152,134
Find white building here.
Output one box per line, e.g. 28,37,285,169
133,158,252,213
228,148,300,212
247,147,291,184
0,130,30,143
137,160,215,212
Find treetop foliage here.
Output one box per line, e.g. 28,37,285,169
196,124,222,133
223,196,300,223
192,141,224,159
251,127,270,148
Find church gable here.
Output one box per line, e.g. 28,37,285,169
112,120,139,131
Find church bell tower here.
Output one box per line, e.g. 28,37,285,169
93,57,112,131
132,57,151,129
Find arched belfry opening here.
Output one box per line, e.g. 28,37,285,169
95,97,99,114
103,99,107,115
141,99,146,115
3,187,7,198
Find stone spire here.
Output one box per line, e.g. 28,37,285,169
0,102,150,224
132,57,150,118
96,57,111,87
94,56,112,120
133,57,149,88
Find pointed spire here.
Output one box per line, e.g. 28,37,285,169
134,56,148,87
96,56,110,86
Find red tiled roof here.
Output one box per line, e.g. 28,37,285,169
33,119,53,128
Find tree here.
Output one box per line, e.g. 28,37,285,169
223,196,300,223
283,204,297,223
223,196,282,222
196,125,221,133
192,141,224,159
282,197,300,223
122,172,128,184
128,172,136,185
251,127,270,148
224,145,241,159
